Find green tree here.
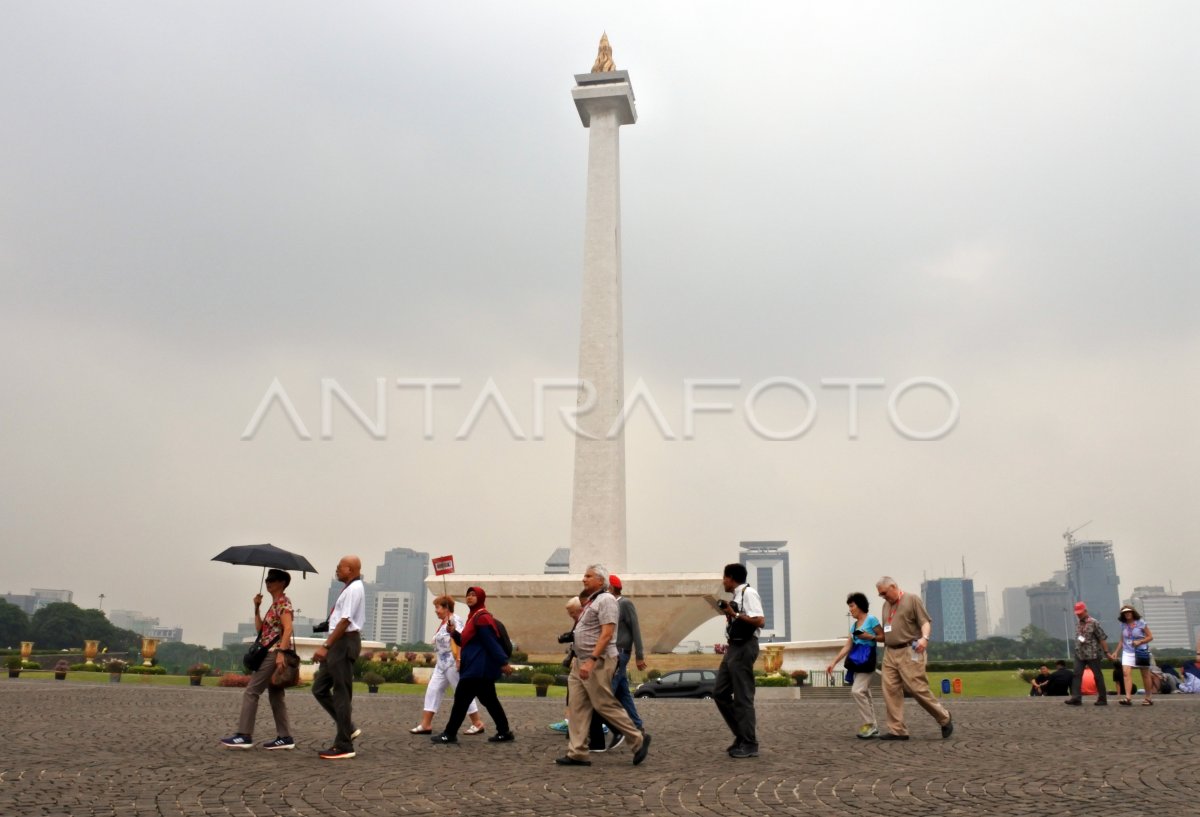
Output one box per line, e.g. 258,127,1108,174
30,602,141,651
0,600,31,648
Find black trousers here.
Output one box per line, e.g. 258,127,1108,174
311,632,361,751
714,639,759,747
443,676,510,737
1070,657,1107,702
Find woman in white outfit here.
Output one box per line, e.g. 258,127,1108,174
411,595,485,735
1109,604,1155,706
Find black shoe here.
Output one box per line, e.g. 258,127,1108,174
609,732,626,751
729,743,758,758
1094,700,1108,706
632,733,651,766
430,733,457,744
487,731,515,743
940,717,954,739
726,741,741,755
555,756,591,766
879,733,910,741
1063,699,1082,706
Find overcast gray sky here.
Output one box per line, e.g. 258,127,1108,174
2,3,1197,647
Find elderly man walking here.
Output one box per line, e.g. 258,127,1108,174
1064,601,1111,706
311,555,365,759
556,564,650,767
876,576,953,741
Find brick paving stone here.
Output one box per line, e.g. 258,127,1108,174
2,680,1199,815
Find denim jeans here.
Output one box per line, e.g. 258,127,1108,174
612,649,643,730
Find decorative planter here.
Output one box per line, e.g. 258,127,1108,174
20,641,34,659
84,640,100,665
535,686,549,698
189,676,203,686
762,645,784,675
7,670,19,679
140,637,160,667
109,674,122,683
368,685,380,694
55,672,67,681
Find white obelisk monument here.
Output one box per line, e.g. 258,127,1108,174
568,35,637,575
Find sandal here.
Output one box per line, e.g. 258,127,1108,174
464,723,486,735
1118,699,1132,706
409,726,433,734
1142,700,1153,706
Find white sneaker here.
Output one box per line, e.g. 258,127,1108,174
856,725,879,739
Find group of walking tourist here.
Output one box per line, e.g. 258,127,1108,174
220,556,1197,762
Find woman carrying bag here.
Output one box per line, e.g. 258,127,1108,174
826,592,883,739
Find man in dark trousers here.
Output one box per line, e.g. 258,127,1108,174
311,555,365,759
713,563,765,758
1065,601,1111,706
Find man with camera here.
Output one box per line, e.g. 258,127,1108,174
714,563,765,759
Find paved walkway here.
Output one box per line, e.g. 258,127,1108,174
2,680,1198,815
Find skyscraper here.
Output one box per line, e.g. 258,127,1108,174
1128,586,1191,650
739,541,791,642
1182,590,1200,646
997,585,1032,637
1064,540,1121,627
974,590,991,639
921,577,976,643
1026,581,1071,643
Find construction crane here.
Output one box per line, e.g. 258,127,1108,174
1062,521,1091,549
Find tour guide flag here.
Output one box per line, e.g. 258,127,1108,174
432,554,455,594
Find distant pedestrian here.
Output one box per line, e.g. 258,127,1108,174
555,564,650,767
431,586,515,745
1111,605,1154,706
311,555,365,759
409,595,485,735
1064,601,1111,707
221,568,296,750
714,562,765,758
826,591,881,738
876,577,954,740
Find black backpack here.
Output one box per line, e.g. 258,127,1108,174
493,618,514,658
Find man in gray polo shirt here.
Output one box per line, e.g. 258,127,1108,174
556,564,651,767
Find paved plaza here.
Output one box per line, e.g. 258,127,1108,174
3,680,1198,816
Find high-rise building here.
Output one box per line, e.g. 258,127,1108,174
1065,540,1121,627
974,590,990,639
997,586,1031,637
1182,590,1200,647
738,541,790,642
150,626,184,642
108,609,159,635
371,591,418,645
921,577,976,643
1128,587,1191,650
1027,581,1071,642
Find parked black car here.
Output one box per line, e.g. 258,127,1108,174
634,669,717,699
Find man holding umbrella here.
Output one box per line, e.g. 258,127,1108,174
312,555,365,759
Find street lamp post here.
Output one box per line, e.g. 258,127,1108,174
1061,607,1072,661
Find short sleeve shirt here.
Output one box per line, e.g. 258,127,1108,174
329,579,366,632
852,615,881,646
433,614,464,660
881,592,932,648
1074,617,1108,660
261,595,293,645
574,592,619,659
733,584,765,636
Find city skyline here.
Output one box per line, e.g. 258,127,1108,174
2,6,1196,647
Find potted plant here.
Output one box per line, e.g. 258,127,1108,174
6,656,22,678
54,659,70,681
363,671,385,694
188,663,211,686
790,669,809,687
531,673,554,698
105,658,128,682
422,652,435,667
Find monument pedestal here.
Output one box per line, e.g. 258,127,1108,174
425,573,722,654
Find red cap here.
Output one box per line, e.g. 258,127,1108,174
1073,602,1087,614
609,575,622,590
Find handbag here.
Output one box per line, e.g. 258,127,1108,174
844,634,877,674
269,649,301,688
242,633,281,673
1134,645,1151,667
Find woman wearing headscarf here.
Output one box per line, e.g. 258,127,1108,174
1110,604,1155,706
410,595,486,735
431,586,515,744
221,568,296,749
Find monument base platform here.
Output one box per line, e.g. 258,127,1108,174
424,574,724,654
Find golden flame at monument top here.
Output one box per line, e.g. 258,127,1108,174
591,32,615,73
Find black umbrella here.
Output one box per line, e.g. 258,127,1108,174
211,544,319,590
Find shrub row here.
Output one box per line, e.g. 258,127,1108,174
126,665,168,675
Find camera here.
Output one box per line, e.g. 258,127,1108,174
717,600,738,613
311,621,330,633
556,631,575,644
